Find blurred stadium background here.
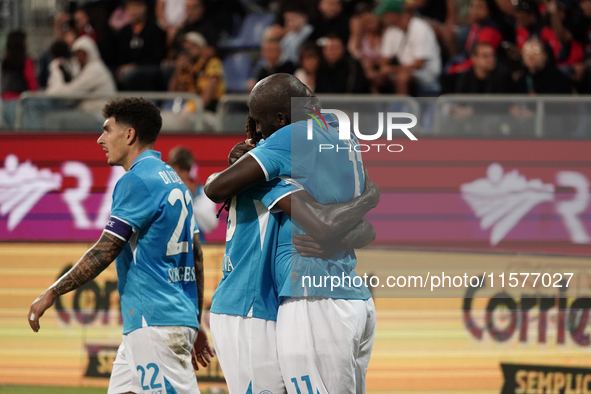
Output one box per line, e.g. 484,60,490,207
1,0,591,393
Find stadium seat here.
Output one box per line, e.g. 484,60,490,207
218,12,274,50
223,54,252,93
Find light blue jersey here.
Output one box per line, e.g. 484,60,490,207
211,178,293,321
249,114,372,300
107,150,199,334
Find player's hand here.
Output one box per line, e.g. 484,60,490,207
245,116,262,145
293,234,333,258
191,326,215,370
228,140,255,166
27,289,57,332
361,169,380,209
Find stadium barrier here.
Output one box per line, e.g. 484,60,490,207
434,94,591,139
14,91,205,132
215,94,422,133
11,92,591,139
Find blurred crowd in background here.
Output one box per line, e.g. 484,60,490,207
3,0,591,128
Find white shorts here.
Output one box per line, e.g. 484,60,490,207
210,313,285,394
276,297,376,394
108,326,199,394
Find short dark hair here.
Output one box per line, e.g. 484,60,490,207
50,40,70,59
102,97,162,145
299,41,321,59
168,146,195,172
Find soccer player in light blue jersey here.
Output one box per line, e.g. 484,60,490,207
28,97,214,394
209,173,293,394
205,74,379,394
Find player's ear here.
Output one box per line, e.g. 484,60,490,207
126,127,138,146
277,112,288,127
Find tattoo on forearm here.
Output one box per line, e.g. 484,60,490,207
51,232,125,297
194,238,204,323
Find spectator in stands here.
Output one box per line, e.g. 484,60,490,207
156,0,186,45
173,0,218,49
445,0,504,75
310,0,351,44
515,37,572,93
247,39,296,92
448,42,514,93
109,0,132,32
278,7,314,65
43,36,116,131
513,0,579,66
74,3,117,71
115,0,166,91
48,40,77,84
377,0,442,95
295,42,321,91
348,11,383,93
444,42,514,135
168,32,226,112
315,35,369,93
38,12,77,89
1,31,38,126
168,146,219,241
509,38,574,137
574,0,591,92
408,0,460,57
544,0,585,78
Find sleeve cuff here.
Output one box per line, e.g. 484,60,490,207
247,152,270,181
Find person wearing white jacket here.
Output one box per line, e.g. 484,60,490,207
44,35,116,131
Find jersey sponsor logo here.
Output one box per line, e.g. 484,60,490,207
168,266,196,283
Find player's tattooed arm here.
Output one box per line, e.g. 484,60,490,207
27,232,125,332
293,219,376,258
52,232,125,296
277,170,380,242
193,235,204,324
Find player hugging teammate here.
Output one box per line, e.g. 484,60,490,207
205,73,380,394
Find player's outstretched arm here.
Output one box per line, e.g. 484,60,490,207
27,232,125,332
277,170,380,242
293,219,376,258
204,154,266,203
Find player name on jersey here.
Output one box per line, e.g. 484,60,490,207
168,266,196,283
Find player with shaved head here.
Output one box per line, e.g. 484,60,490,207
206,73,378,394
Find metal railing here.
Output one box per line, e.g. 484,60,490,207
434,94,591,139
215,94,422,134
14,91,205,132
7,92,591,139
